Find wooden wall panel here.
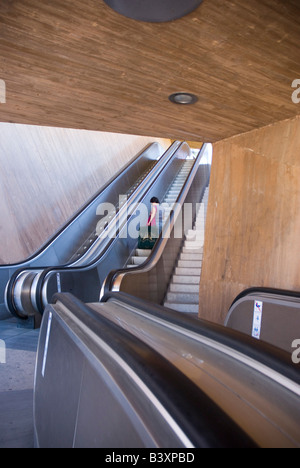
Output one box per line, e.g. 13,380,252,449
199,115,300,324
0,123,171,264
0,0,299,142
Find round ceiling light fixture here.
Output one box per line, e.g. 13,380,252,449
103,0,204,23
168,92,198,105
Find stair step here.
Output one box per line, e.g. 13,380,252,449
193,238,205,245
180,253,203,261
166,292,199,303
164,303,199,314
135,249,152,257
175,267,201,276
186,233,205,242
188,230,205,238
184,242,204,249
182,247,203,254
194,222,205,229
178,260,202,268
186,228,203,236
193,228,205,234
172,275,200,284
131,256,148,265
170,283,199,293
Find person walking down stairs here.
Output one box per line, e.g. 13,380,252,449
128,159,194,267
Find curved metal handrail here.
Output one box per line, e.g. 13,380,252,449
70,141,183,267
102,291,300,389
5,141,185,318
228,287,300,311
101,143,208,298
39,292,257,448
0,142,166,269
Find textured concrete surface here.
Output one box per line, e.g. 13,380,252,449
0,319,39,448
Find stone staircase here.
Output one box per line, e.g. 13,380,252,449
163,187,209,314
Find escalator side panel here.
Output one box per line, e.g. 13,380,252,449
34,294,257,448
34,307,155,448
2,142,163,269
3,142,171,318
225,290,300,353
93,294,300,448
38,144,196,310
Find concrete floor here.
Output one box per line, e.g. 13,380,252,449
0,318,39,448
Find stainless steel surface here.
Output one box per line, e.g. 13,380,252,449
34,297,218,448
11,271,38,318
91,296,300,448
34,292,300,447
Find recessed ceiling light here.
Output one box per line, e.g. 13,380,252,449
168,93,198,105
103,0,204,23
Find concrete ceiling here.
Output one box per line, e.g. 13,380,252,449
0,0,299,142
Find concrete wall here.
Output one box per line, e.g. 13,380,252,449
0,123,171,263
199,115,300,324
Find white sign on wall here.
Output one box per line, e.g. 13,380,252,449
0,339,6,363
252,300,263,339
0,80,6,104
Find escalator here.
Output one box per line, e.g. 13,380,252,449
34,291,300,448
225,287,300,353
12,138,298,447
101,144,210,305
2,141,184,319
5,141,209,321
0,141,168,318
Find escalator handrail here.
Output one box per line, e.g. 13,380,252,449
228,287,300,311
69,141,184,267
0,141,169,269
26,141,187,314
101,291,300,389
48,292,257,448
6,141,183,317
101,143,208,296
